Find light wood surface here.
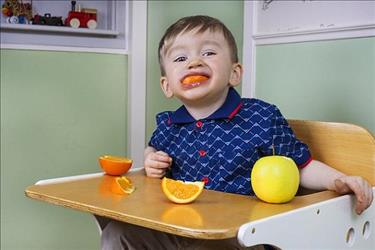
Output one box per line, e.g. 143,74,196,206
25,169,340,239
25,120,375,239
289,120,375,185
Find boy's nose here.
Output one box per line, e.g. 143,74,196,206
188,58,204,69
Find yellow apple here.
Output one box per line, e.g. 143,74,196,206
251,156,300,203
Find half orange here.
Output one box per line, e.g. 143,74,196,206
161,177,204,204
99,155,133,176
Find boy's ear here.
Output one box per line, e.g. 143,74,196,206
160,76,174,98
229,63,243,87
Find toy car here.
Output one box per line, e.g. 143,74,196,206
64,8,97,29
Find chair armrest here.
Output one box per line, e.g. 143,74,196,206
35,168,144,185
35,172,104,185
238,187,375,249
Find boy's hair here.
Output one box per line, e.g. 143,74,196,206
158,15,239,76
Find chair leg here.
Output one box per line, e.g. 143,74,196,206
93,215,111,235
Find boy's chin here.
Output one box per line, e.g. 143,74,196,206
178,92,208,104
177,83,230,102
178,91,221,105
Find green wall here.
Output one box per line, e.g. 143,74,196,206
1,2,244,248
3,2,373,250
146,0,244,140
256,37,375,133
1,50,128,249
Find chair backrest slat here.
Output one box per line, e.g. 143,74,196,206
288,120,375,185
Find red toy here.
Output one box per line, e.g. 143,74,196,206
65,8,97,29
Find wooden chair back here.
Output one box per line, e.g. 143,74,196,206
288,120,375,185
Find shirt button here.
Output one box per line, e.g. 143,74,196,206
198,150,206,157
196,121,203,128
201,177,209,184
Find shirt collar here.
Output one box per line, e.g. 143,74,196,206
170,87,243,124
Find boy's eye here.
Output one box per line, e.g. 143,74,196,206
173,56,187,62
202,51,216,57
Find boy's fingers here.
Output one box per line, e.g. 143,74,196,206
154,151,172,163
355,194,368,214
145,164,167,177
155,151,168,156
153,160,170,169
335,177,373,215
358,181,373,214
145,158,170,169
147,168,165,178
155,154,172,163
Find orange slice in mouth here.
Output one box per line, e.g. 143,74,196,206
182,75,209,85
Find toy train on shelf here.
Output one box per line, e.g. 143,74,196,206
2,0,97,29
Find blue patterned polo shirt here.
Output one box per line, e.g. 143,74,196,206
149,88,312,195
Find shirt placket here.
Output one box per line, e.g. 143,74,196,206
194,120,211,184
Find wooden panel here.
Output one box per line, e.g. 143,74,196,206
289,120,375,185
25,170,339,240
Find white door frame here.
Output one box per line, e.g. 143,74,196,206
242,1,257,98
128,1,147,168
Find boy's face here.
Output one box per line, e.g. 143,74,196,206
160,29,242,107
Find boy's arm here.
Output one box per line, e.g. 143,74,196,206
144,146,172,178
300,160,373,214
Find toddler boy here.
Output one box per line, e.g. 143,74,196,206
102,15,373,250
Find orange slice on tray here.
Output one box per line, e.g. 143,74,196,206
182,75,209,85
111,176,136,195
161,177,204,204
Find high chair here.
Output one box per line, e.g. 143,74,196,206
25,120,375,249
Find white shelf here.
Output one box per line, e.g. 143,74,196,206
252,1,375,45
0,23,119,37
253,23,375,45
0,0,128,54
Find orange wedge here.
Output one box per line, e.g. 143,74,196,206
111,176,135,195
161,177,204,204
99,155,133,176
182,75,209,85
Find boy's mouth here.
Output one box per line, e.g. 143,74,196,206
181,75,209,89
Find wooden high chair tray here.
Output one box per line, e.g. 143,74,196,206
25,169,340,240
24,120,375,248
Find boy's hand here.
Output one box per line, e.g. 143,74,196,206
334,176,373,215
144,150,172,178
